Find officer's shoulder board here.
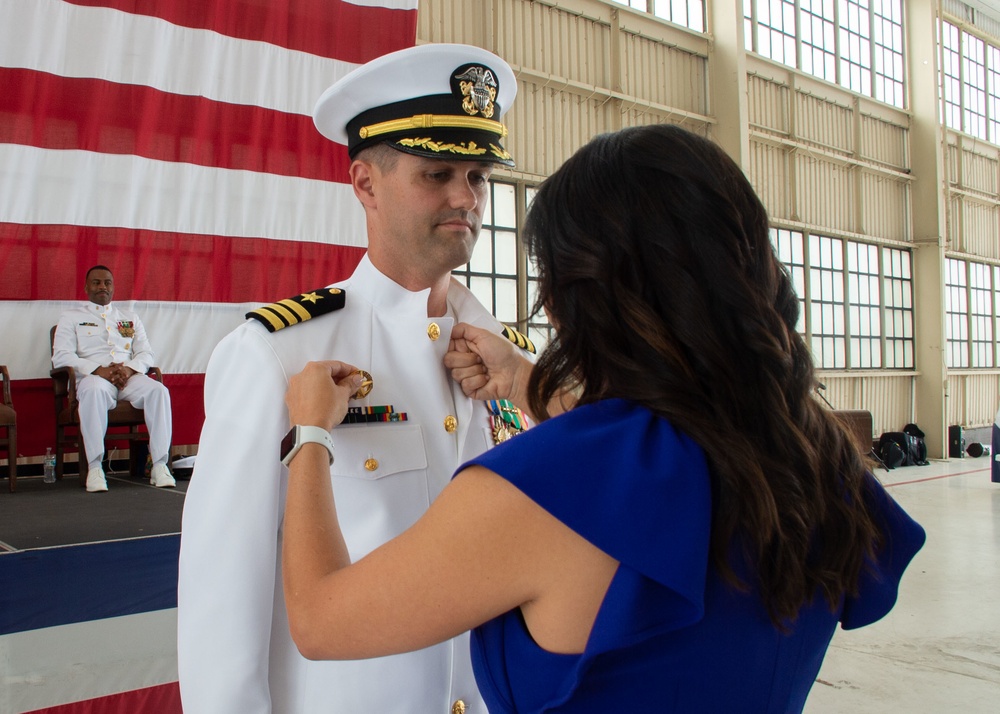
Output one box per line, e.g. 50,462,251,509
246,288,346,333
500,325,535,354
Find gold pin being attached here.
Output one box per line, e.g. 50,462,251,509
349,370,374,399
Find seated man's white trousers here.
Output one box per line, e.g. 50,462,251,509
76,374,172,470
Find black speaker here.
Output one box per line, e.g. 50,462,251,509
948,425,966,458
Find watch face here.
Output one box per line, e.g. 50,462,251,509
280,426,297,462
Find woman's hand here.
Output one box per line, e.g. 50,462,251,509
285,361,363,431
445,323,534,415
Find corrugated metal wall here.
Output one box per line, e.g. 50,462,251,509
946,136,1000,259
949,373,1000,427
417,0,710,180
745,62,913,237
416,0,1000,433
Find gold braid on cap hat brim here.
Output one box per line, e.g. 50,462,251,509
359,113,508,140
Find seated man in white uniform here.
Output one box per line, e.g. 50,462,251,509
177,44,532,713
52,264,175,492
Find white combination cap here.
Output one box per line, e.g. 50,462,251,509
313,43,516,166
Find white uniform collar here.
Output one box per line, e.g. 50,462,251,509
349,254,441,315
349,253,496,327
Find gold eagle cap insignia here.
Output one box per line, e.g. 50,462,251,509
454,65,498,118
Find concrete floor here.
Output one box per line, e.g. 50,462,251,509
4,456,996,712
804,457,1000,713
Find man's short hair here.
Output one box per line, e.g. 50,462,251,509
86,264,113,280
355,143,400,173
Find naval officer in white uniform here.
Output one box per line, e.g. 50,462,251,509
52,264,175,492
178,44,528,713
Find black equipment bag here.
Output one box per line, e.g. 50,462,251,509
902,423,929,465
878,433,907,469
878,426,929,469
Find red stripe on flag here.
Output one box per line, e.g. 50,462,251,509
22,681,181,714
62,0,416,63
0,223,366,303
12,375,206,456
0,69,351,182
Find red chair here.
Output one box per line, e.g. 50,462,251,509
0,365,17,492
50,326,163,487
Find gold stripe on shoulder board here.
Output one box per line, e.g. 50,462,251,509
500,325,535,354
246,288,346,332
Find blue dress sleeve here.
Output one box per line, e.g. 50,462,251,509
840,474,926,629
463,399,713,636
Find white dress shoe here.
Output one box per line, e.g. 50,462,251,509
86,467,108,492
150,463,176,488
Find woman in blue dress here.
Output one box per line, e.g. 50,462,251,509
280,124,925,712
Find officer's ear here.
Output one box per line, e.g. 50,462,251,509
349,159,377,208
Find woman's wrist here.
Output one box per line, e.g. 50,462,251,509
280,425,336,466
505,359,535,421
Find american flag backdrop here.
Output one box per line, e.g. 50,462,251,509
0,0,417,458
0,2,416,711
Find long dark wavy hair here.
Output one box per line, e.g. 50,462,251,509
523,123,881,625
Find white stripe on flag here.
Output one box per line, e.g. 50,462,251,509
0,145,367,243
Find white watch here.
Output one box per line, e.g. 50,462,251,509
280,425,335,466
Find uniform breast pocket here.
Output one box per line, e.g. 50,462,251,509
76,325,101,339
330,424,427,481
75,324,103,344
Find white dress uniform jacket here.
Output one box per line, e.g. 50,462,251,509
52,302,155,379
178,255,501,714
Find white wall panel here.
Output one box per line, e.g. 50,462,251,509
961,198,1000,258
948,194,965,252
948,372,1000,428
946,141,961,185
860,114,909,170
795,93,853,155
508,84,620,177
747,139,790,221
796,154,855,233
861,172,910,242
494,0,613,88
746,68,911,246
621,32,706,114
747,74,790,136
945,134,1000,260
416,0,484,43
959,146,999,194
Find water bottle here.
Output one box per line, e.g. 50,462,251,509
43,448,56,483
